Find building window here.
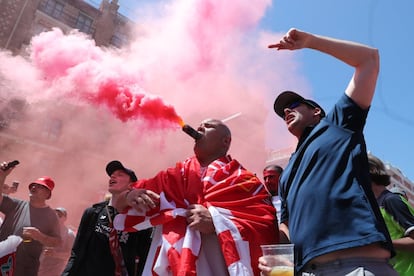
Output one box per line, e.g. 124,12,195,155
76,13,93,34
43,0,64,19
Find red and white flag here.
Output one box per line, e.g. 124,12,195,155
114,156,278,276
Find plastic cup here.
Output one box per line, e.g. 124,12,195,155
22,227,33,243
260,244,294,276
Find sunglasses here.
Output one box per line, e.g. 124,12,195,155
286,101,303,110
282,101,303,118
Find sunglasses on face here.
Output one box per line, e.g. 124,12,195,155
282,101,303,118
287,101,303,110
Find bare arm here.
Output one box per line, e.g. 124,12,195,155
269,28,379,109
392,231,414,251
23,226,62,247
279,222,290,243
0,161,16,205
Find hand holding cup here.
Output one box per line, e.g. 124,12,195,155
22,226,37,243
259,244,294,276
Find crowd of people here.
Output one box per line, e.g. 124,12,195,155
0,28,413,276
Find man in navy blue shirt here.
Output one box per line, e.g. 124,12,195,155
259,28,397,275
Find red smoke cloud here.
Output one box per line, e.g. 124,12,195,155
30,28,183,129
0,0,302,227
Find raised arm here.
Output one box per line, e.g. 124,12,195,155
269,28,379,109
0,161,16,205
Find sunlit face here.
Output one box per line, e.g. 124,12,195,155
29,183,51,201
283,103,320,137
194,119,231,165
263,170,281,196
108,169,132,195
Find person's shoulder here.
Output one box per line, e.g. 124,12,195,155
79,201,107,216
323,93,369,130
90,201,108,211
91,200,108,207
381,190,406,208
3,195,24,204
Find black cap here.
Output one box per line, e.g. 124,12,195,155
106,160,138,182
274,91,326,118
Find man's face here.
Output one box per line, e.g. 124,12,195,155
283,103,320,137
193,119,230,163
108,169,132,195
29,183,51,200
263,170,281,196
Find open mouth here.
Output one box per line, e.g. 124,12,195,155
285,114,294,124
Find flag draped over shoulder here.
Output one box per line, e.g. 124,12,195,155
114,156,278,276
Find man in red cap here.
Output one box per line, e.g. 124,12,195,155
0,162,61,276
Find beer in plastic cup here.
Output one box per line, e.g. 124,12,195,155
260,244,294,276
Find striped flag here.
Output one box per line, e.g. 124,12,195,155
114,156,278,275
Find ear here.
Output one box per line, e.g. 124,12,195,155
223,136,231,148
313,107,323,118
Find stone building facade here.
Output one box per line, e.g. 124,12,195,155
0,0,133,54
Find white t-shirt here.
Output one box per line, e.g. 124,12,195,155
272,195,281,225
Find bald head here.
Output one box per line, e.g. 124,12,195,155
194,119,232,166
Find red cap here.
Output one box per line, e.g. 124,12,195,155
29,176,55,191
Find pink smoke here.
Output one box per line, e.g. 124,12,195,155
30,28,182,128
0,0,303,227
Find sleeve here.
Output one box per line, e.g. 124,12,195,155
327,94,369,132
0,196,18,214
383,194,414,234
61,207,95,276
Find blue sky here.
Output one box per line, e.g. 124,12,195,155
262,0,414,181
87,0,413,180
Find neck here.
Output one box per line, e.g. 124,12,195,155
110,192,124,211
30,199,47,208
197,154,226,167
371,183,386,199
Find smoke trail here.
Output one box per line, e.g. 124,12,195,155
30,28,183,129
0,0,303,227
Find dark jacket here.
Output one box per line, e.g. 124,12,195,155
62,201,152,276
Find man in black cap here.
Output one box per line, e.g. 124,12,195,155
62,161,152,276
259,28,397,275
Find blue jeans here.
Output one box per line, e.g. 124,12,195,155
299,257,398,276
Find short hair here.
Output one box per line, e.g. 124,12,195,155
263,164,283,173
368,154,390,186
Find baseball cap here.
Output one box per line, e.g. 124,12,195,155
29,176,55,191
274,91,326,118
106,160,138,182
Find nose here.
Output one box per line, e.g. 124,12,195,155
283,108,292,119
